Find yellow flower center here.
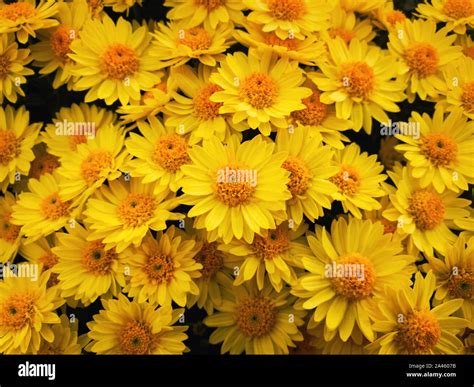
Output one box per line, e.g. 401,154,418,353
29,153,60,179
331,253,376,300
252,226,290,260
386,10,406,26
179,27,212,51
236,296,277,338
50,26,75,64
100,44,139,80
40,192,71,220
80,150,113,186
404,43,439,78
0,53,11,79
239,72,279,109
120,321,154,354
448,268,473,299
408,189,445,231
268,0,306,21
264,32,299,50
144,252,175,284
339,62,374,100
214,164,256,207
0,131,20,165
194,84,223,121
464,45,474,59
195,242,224,279
330,165,361,196
396,310,441,354
381,218,397,234
419,133,458,167
291,90,327,126
82,240,116,275
117,193,157,228
461,80,474,114
39,250,59,270
152,134,190,173
0,2,37,21
282,156,311,197
0,212,21,243
443,0,474,18
195,0,223,10
329,28,354,44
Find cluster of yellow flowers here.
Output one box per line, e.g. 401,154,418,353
0,0,473,355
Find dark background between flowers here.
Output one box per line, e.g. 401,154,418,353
3,0,472,354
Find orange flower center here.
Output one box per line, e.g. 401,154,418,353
29,153,60,179
443,0,474,18
0,131,20,165
252,226,290,260
268,0,306,21
419,133,458,167
80,150,113,186
39,250,59,270
195,242,224,279
194,84,223,120
214,164,256,207
152,134,190,173
0,293,36,331
0,212,21,243
144,252,175,284
117,193,157,228
82,240,117,275
329,28,354,44
236,296,277,338
339,62,374,100
282,157,311,197
100,44,139,80
291,90,327,126
264,32,299,50
464,45,474,59
69,134,88,150
194,0,223,10
461,80,474,114
408,189,445,231
330,165,361,196
404,43,439,78
0,2,37,21
0,53,11,79
448,268,473,299
396,310,441,354
239,72,279,109
51,26,75,64
386,10,406,26
40,192,71,220
120,321,155,354
381,218,397,234
179,27,212,51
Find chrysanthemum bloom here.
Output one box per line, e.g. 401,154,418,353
151,21,234,67
387,20,462,102
417,0,474,34
457,34,474,59
204,277,305,354
305,324,370,354
86,294,188,354
378,137,404,170
37,315,82,354
122,227,202,306
0,192,21,263
329,143,387,218
85,0,106,19
372,2,407,31
292,217,415,343
321,7,375,45
69,16,162,105
83,178,182,253
310,38,406,133
383,167,471,255
41,103,117,159
180,135,291,244
210,49,312,136
244,0,331,40
164,0,245,29
367,271,468,354
0,105,41,192
30,0,90,90
0,0,58,44
276,127,338,224
234,22,327,67
395,108,474,193
0,270,64,354
28,144,60,180
219,222,310,291
0,33,34,103
422,236,474,328
340,0,385,13
103,0,142,13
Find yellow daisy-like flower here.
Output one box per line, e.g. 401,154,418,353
0,105,41,192
395,107,474,193
417,0,474,34
103,0,142,13
204,277,305,354
339,0,385,13
378,137,404,171
329,143,387,219
37,314,82,354
244,0,332,40
305,323,369,354
321,7,375,45
70,16,162,105
0,0,58,44
275,126,338,224
151,21,234,68
52,223,126,305
310,38,406,133
83,178,182,253
0,270,64,354
164,0,245,29
0,192,21,263
86,294,188,354
210,49,312,136
28,144,60,180
30,0,90,90
11,173,77,242
387,19,462,102
367,271,468,354
292,217,415,343
456,34,474,59
371,2,408,31
0,33,34,103
180,135,291,244
85,0,106,19
383,167,471,255
122,227,202,307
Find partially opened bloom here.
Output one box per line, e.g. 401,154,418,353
20,236,60,287
37,314,82,354
103,0,142,13
417,0,474,34
321,7,375,45
0,192,21,263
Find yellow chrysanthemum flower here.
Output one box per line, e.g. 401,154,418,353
0,192,21,263
0,0,58,44
456,34,474,59
210,49,312,136
395,107,474,193
85,0,106,19
292,217,415,343
103,0,142,13
180,135,291,244
387,20,462,102
305,324,369,354
310,38,406,133
372,2,408,31
417,0,474,34
37,314,82,354
28,144,60,181
321,8,375,45
378,137,404,170
69,16,162,105
0,270,64,354
367,271,468,354
86,294,188,354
